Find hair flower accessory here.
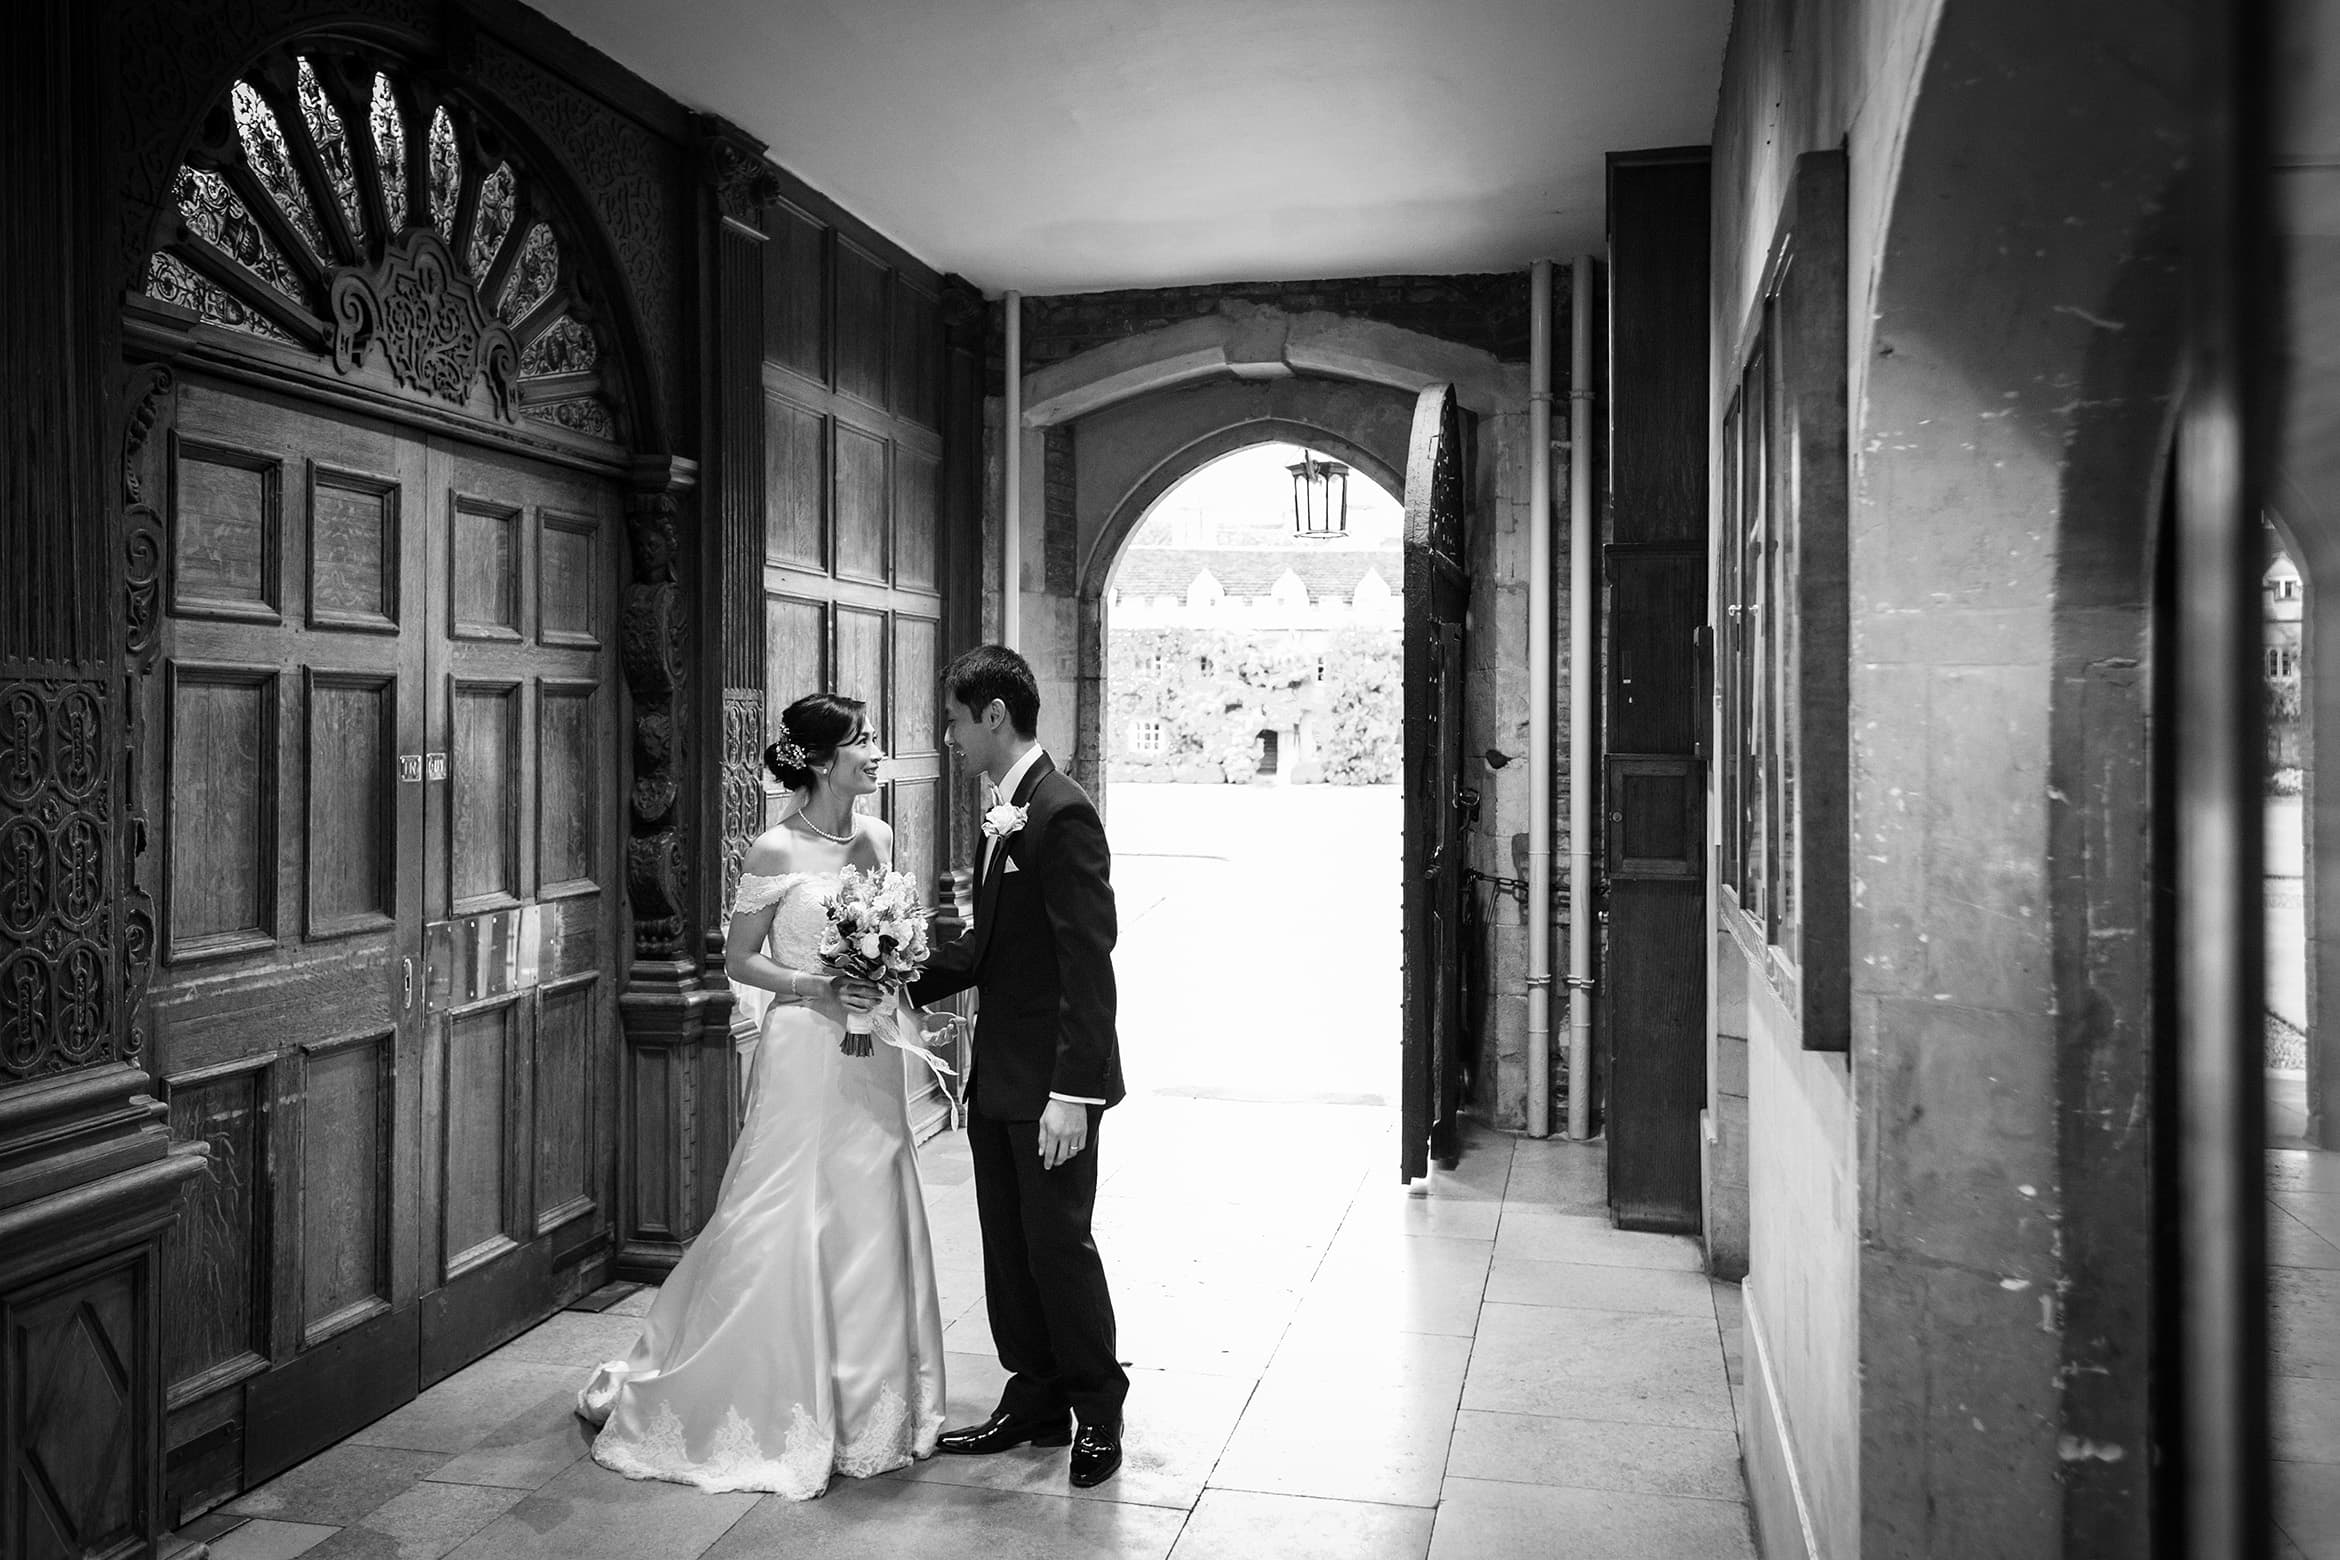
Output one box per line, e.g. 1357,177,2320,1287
768,729,808,771
982,802,1029,841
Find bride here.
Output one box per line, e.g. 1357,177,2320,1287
576,692,948,1496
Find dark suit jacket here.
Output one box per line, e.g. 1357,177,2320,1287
909,754,1124,1118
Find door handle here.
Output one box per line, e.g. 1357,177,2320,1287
402,955,415,1013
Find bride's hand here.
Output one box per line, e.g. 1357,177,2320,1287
832,977,883,1013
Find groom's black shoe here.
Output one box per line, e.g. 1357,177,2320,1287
1069,1423,1123,1487
936,1408,1073,1455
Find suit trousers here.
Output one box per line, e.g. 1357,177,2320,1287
967,1104,1128,1430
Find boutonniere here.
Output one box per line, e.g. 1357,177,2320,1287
982,802,1029,841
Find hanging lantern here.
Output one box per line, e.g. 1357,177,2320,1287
1287,454,1350,540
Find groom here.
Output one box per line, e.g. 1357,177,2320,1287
910,644,1128,1487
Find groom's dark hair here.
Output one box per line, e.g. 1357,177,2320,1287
941,644,1040,738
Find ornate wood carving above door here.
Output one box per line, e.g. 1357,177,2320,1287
137,45,630,450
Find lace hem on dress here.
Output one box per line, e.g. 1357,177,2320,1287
586,1375,942,1498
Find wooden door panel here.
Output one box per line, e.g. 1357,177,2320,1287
162,1063,268,1402
534,975,599,1236
163,664,279,960
535,680,600,896
536,512,600,648
170,438,282,621
303,672,397,936
299,1033,392,1345
307,466,401,631
449,681,521,911
442,1002,518,1277
892,616,939,756
449,499,522,640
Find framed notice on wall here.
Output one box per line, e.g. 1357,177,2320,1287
1717,147,1850,1052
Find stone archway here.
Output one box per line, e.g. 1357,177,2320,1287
1074,409,1408,794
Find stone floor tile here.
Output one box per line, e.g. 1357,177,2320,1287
1288,1241,1491,1339
2273,1150,2340,1198
209,1520,343,1560
1481,1257,1716,1316
933,1262,986,1329
2275,1206,2340,1272
1461,1304,1735,1431
227,1445,449,1524
1166,1489,1434,1560
1446,1409,1746,1502
895,1366,1252,1509
1209,1373,1458,1509
348,1360,586,1455
440,1459,755,1560
302,1480,527,1560
1112,1282,1302,1377
1266,1324,1473,1396
700,1475,1188,1559
1429,1476,1755,1560
1492,1209,1705,1271
608,1287,657,1318
2274,1268,2340,1382
2281,1375,2340,1465
424,1387,596,1490
483,1312,647,1369
1500,1143,1610,1215
1335,1189,1503,1242
2280,1192,2340,1248
2275,1458,2340,1560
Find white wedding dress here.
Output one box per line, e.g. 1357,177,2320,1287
576,870,948,1497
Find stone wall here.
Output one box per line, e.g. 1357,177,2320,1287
999,274,1533,387
1712,0,2190,1555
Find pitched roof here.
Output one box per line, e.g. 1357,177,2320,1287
1110,546,1401,600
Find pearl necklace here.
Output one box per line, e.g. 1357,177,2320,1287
796,809,856,845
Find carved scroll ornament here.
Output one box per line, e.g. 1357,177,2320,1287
332,229,519,420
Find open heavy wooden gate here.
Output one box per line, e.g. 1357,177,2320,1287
1401,383,1471,1181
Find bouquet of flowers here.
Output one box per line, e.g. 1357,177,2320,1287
817,866,935,1056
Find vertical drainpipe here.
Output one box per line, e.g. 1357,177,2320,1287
1527,260,1555,1139
1566,254,1596,1140
1003,290,1023,650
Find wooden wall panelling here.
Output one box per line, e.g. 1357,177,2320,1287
834,421,891,584
763,200,828,388
833,238,892,411
891,275,941,432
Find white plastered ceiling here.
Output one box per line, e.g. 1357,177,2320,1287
526,0,1732,294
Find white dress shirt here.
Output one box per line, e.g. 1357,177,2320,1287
983,746,1102,1109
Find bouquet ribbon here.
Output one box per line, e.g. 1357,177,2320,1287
870,991,957,1084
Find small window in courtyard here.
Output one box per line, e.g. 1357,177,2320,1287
1133,720,1166,754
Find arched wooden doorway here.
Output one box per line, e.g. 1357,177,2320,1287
123,39,646,1497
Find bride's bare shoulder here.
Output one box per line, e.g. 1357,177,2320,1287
742,827,801,877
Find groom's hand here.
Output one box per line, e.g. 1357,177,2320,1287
1036,1098,1089,1170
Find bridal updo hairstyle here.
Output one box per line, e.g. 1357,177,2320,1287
763,693,867,791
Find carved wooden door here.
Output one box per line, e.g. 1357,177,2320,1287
150,379,432,1488
1401,383,1472,1181
415,440,619,1384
